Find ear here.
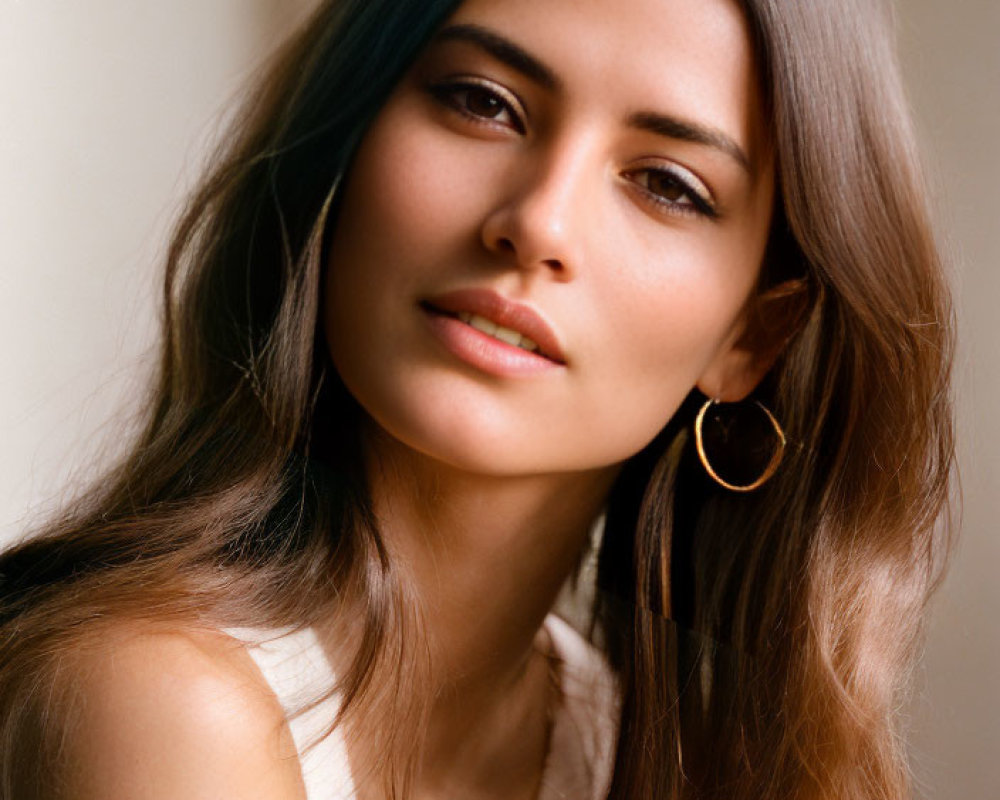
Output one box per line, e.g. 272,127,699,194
696,278,810,402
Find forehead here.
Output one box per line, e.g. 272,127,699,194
444,0,766,160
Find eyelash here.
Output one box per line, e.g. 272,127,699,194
429,78,527,134
428,80,717,219
625,166,718,219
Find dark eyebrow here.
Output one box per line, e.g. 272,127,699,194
434,24,752,173
628,111,752,174
434,24,560,92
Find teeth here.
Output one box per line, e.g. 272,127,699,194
457,312,540,354
493,327,522,347
467,314,498,337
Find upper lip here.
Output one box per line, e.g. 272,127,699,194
422,288,567,364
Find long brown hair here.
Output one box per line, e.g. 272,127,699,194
0,1,953,798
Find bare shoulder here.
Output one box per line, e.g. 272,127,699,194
45,621,306,800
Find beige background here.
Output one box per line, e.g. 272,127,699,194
897,3,1000,796
0,2,996,796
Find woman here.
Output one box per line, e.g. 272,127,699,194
0,0,954,798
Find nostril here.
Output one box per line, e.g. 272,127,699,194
497,236,516,254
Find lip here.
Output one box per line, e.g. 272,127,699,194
421,288,567,364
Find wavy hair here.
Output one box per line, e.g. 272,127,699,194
0,1,953,798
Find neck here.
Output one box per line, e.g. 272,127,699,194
346,423,619,797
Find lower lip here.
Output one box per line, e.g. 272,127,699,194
421,307,564,378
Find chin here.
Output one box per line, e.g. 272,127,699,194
360,391,550,477
356,391,647,481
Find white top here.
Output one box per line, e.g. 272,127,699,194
229,614,619,800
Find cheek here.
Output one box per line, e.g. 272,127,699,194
336,97,496,264
333,127,446,270
324,104,459,357
604,241,753,369
573,233,763,442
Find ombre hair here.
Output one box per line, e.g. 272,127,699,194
0,1,954,798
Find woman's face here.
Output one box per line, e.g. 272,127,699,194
325,0,774,477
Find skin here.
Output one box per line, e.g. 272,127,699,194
324,0,777,798
326,0,775,479
47,627,305,799
49,0,780,798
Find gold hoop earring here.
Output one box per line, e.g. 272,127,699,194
694,398,786,492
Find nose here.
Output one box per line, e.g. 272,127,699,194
479,144,591,281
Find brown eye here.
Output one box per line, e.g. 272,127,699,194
646,172,690,204
627,165,717,219
430,79,526,133
464,86,505,119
